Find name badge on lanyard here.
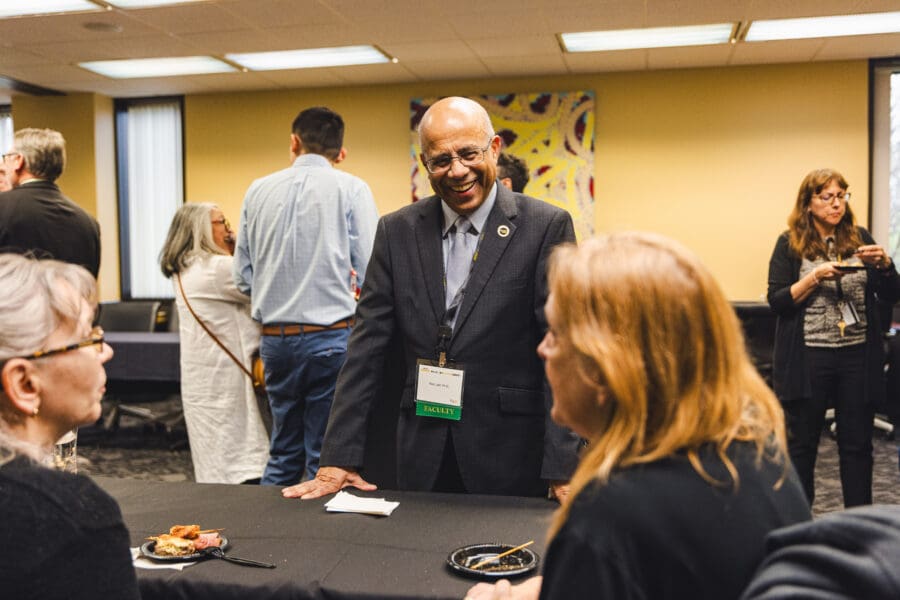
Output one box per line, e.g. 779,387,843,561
415,359,465,420
415,324,464,420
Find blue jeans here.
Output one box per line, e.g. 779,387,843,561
259,328,349,486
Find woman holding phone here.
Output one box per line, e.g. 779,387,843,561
767,168,900,507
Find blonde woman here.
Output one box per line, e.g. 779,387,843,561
160,203,268,484
467,233,810,600
0,255,139,599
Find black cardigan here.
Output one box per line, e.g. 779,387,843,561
766,227,900,406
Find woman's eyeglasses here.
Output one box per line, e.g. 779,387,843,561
212,218,231,229
23,326,105,360
815,192,850,204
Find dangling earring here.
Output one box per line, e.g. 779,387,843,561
32,406,39,417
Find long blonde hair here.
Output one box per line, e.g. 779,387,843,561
547,233,788,538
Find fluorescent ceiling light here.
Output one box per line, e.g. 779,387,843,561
227,45,392,71
746,11,900,41
0,0,100,18
561,23,734,52
107,0,207,7
79,56,236,78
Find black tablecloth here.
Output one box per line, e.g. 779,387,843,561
96,477,554,600
104,332,180,382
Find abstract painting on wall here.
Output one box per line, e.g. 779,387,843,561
410,91,595,238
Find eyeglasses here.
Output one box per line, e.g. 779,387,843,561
815,192,851,204
423,142,492,174
1,152,20,161
24,326,105,360
212,217,231,229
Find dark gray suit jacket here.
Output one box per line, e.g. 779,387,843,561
320,185,580,496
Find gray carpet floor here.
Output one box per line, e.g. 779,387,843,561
76,398,900,516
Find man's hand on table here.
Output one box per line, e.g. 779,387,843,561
281,466,376,499
466,576,542,600
549,481,570,503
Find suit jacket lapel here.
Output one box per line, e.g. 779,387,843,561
414,197,446,323
451,188,517,339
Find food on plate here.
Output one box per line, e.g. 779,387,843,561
150,534,198,557
148,524,223,556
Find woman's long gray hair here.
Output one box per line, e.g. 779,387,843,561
159,203,227,278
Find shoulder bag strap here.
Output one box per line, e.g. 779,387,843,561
175,272,254,381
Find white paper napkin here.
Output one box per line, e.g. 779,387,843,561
324,490,399,516
131,546,197,570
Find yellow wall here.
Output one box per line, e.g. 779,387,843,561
12,60,869,301
185,60,868,300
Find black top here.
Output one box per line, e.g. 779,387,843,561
0,180,101,277
0,455,140,599
767,227,900,405
539,443,811,600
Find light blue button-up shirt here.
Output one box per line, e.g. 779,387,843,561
233,153,379,325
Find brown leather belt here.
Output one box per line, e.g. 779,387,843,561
262,318,354,336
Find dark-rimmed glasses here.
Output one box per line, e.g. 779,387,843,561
423,142,492,174
1,152,21,161
815,192,850,204
23,326,105,360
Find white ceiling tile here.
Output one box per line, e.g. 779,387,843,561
218,0,347,29
23,36,208,62
728,39,824,66
563,49,647,74
325,63,420,85
0,1,895,98
814,33,900,61
381,39,475,63
118,3,253,34
466,36,561,58
482,54,569,77
646,44,735,70
249,68,350,88
401,58,491,81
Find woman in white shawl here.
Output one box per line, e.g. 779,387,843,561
160,203,268,484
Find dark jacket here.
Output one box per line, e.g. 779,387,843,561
0,180,101,277
741,505,900,599
320,185,581,496
767,227,900,406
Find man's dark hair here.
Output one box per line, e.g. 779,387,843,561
497,153,530,193
292,107,344,161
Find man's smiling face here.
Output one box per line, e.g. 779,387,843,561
419,98,500,216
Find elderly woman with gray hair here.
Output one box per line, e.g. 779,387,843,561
160,202,269,484
0,255,139,599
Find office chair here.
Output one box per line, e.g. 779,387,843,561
99,301,184,438
97,300,161,332
732,301,776,389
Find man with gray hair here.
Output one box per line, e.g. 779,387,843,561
0,128,100,277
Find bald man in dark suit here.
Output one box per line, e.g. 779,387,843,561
285,97,579,500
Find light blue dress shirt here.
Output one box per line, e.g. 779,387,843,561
233,153,379,325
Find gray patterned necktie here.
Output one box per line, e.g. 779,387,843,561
445,216,476,310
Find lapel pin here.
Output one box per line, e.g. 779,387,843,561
497,225,510,238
